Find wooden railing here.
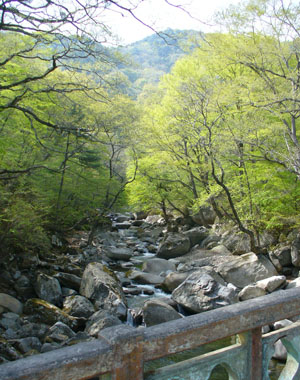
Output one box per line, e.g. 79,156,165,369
2,287,300,380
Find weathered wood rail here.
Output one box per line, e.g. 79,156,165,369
2,287,300,380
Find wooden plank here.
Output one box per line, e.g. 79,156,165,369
251,327,262,380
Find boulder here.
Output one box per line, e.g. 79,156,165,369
142,299,183,326
269,246,292,269
182,227,209,248
79,262,127,316
0,313,21,331
103,246,133,261
256,276,286,293
162,272,193,292
0,294,23,315
238,285,267,301
142,258,176,276
133,211,148,220
210,245,232,256
85,310,121,337
221,231,251,255
172,272,238,314
217,253,278,289
157,233,191,259
192,205,216,226
63,295,95,318
54,273,81,292
128,270,164,285
34,274,62,307
113,222,131,230
23,299,80,329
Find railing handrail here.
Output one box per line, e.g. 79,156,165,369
2,287,300,380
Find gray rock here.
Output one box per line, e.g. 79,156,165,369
54,273,82,291
61,288,77,297
192,205,216,226
157,233,191,259
291,234,300,267
114,222,131,230
45,321,76,343
35,273,62,307
63,295,95,318
162,272,193,292
270,246,292,269
172,272,238,313
23,299,80,330
80,262,127,315
85,310,121,337
128,270,164,285
210,245,232,256
0,338,21,360
103,246,133,261
0,294,23,315
142,299,183,326
217,253,278,288
221,231,251,255
40,342,60,353
256,276,286,292
182,227,209,248
285,278,300,289
12,337,42,354
0,313,21,331
238,285,267,301
142,258,176,276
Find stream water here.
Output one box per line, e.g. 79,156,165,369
105,220,284,380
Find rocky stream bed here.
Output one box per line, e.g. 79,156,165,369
1,211,300,378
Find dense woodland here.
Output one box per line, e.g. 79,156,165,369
1,0,300,257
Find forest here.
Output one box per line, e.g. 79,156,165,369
1,0,300,257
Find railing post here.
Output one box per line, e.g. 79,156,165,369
111,338,144,380
251,327,262,380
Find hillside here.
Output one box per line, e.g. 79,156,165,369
118,29,202,96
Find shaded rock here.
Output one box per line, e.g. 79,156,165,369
62,288,77,297
238,285,267,301
34,274,62,307
23,299,80,329
142,258,176,276
256,276,286,293
0,313,21,331
272,320,293,362
172,272,238,313
14,275,35,300
54,273,81,292
45,321,76,343
182,227,209,248
115,215,131,223
291,234,300,267
192,205,216,226
85,310,121,337
133,211,148,220
114,222,131,230
128,270,164,285
200,234,221,249
217,253,278,289
80,262,127,316
0,337,21,361
40,342,60,353
269,246,292,269
63,295,95,318
103,246,133,261
221,231,251,255
142,299,183,326
157,233,191,259
16,322,49,340
12,337,42,354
